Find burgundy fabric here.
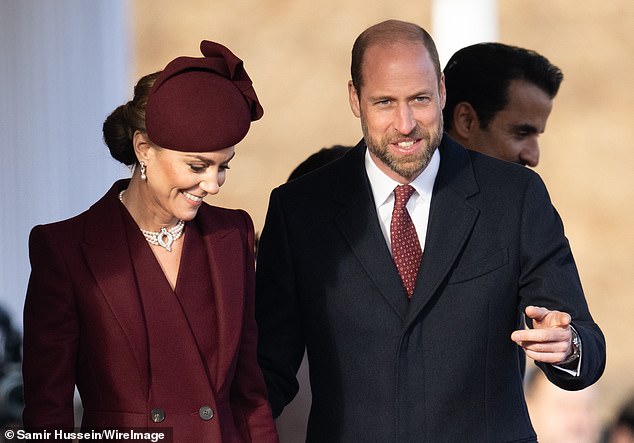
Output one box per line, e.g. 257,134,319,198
146,40,263,152
390,185,422,298
22,180,279,443
127,220,225,441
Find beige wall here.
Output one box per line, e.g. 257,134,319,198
133,0,634,425
498,0,634,423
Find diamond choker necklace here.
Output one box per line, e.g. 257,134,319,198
119,190,185,252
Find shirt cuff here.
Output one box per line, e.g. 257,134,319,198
552,325,582,376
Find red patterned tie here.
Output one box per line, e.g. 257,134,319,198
391,185,422,298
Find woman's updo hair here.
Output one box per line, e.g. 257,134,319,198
102,71,160,165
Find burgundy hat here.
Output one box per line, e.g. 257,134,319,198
145,40,263,152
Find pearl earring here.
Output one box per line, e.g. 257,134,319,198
139,161,147,180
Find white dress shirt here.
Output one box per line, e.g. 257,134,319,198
365,148,440,255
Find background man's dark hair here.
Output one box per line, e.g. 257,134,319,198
443,42,563,131
287,145,351,182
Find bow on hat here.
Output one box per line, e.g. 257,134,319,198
199,40,263,120
145,40,263,152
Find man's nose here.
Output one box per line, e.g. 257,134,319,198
520,141,540,167
394,104,416,135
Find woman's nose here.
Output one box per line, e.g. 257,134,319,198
199,177,220,195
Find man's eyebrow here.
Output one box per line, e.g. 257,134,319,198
367,88,432,102
512,123,540,134
367,94,394,102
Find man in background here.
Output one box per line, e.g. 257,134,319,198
443,42,563,167
524,364,601,443
606,394,634,443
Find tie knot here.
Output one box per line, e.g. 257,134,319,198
394,185,416,210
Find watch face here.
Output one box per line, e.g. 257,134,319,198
571,330,580,357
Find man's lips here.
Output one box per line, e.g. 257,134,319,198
390,139,421,152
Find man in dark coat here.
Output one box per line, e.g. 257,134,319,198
255,19,605,442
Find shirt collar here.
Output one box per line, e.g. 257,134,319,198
365,147,440,207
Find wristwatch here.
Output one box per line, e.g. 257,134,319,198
559,326,580,365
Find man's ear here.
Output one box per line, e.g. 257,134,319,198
438,73,446,110
451,102,480,139
348,80,361,118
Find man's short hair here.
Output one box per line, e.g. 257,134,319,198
351,19,442,93
443,43,563,131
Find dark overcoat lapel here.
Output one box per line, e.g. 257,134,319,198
332,138,480,323
406,138,480,325
334,143,410,320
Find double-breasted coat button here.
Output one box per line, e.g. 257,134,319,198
150,408,165,423
199,405,214,421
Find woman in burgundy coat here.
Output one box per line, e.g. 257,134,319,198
22,40,279,443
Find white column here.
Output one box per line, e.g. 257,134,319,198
431,0,498,68
0,0,130,329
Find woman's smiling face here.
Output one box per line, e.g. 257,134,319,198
142,143,235,224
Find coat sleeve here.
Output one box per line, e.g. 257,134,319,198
22,225,78,430
518,173,606,390
229,210,280,443
254,189,306,418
